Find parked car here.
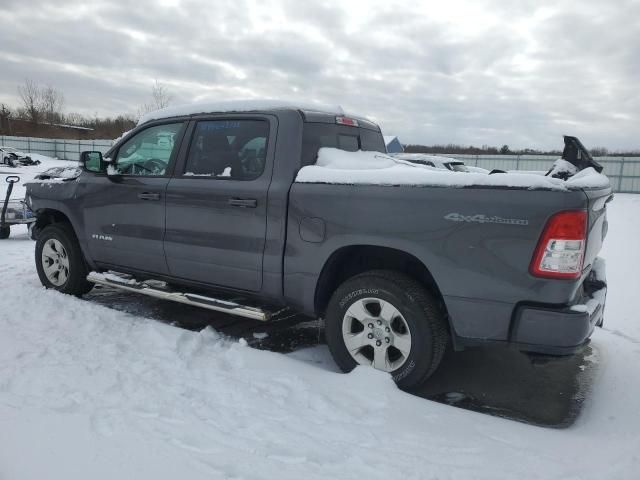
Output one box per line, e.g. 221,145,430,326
0,146,41,167
391,152,487,173
25,102,611,389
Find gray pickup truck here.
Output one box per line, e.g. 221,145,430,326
26,103,611,389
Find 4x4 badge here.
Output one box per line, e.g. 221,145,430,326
444,213,528,226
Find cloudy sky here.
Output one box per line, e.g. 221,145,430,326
0,0,638,149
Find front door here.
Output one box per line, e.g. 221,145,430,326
81,121,186,274
164,116,275,291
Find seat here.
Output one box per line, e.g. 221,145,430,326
189,133,236,176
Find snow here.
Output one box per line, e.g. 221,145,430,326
0,191,639,478
571,258,607,314
184,166,232,178
548,158,578,177
296,148,611,191
138,99,345,125
0,154,78,200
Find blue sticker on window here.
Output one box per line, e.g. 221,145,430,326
199,121,241,131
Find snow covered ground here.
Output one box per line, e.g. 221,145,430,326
0,154,77,200
1,157,639,478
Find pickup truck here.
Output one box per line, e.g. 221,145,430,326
25,101,611,389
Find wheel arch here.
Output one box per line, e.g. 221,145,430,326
34,208,93,268
35,208,74,231
314,245,450,325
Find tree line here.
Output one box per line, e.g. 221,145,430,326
0,79,173,139
404,143,639,157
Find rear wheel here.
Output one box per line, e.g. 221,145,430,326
325,270,448,390
35,223,93,295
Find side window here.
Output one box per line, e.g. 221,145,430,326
115,123,183,176
184,120,269,180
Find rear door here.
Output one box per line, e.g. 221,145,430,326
164,115,276,291
81,121,186,274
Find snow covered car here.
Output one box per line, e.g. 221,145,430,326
25,102,612,390
0,146,41,167
391,152,485,173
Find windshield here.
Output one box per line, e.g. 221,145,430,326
447,162,469,172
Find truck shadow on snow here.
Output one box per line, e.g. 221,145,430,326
86,284,598,429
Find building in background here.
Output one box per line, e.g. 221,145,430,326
384,135,404,153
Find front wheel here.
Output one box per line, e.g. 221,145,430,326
325,270,448,390
35,223,93,295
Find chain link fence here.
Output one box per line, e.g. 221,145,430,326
431,154,640,193
0,135,114,162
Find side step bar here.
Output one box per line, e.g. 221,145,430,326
87,272,269,321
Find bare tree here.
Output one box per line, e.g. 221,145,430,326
16,79,65,124
18,79,42,123
151,80,172,110
40,85,65,124
0,103,11,118
138,80,173,117
0,103,11,134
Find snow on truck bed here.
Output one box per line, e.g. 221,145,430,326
295,148,610,191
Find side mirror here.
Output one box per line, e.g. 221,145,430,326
80,151,107,173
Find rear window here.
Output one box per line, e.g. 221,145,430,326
301,123,386,166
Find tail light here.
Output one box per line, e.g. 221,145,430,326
530,210,588,279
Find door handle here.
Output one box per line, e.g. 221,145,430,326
227,198,257,208
138,192,161,201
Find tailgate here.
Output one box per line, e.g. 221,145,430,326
582,187,613,275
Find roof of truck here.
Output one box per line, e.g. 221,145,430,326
138,99,349,125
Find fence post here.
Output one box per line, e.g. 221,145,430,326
618,157,625,193
27,137,31,153
516,155,521,171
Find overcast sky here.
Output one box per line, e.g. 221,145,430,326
1,0,638,149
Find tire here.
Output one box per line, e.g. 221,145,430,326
0,226,10,239
325,270,448,390
28,223,38,241
35,223,93,296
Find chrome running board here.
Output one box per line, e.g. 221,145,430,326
87,271,269,321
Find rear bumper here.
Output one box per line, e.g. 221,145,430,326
449,258,607,356
510,276,606,356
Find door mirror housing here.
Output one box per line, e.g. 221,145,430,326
80,151,108,173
